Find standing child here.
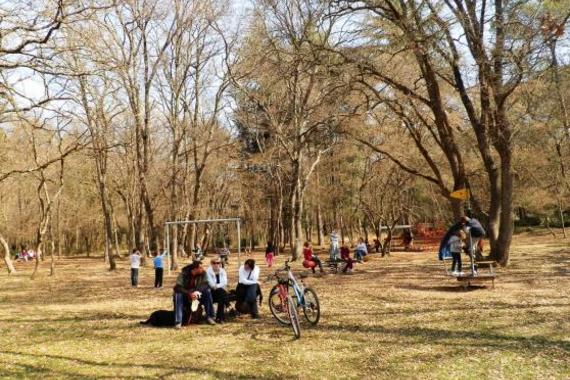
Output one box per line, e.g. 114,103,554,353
153,250,165,288
448,230,466,276
130,248,141,287
265,241,275,268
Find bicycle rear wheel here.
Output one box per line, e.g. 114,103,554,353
301,287,320,325
268,284,291,325
287,295,301,339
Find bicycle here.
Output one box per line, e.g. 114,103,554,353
268,259,321,339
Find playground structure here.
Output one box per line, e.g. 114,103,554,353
163,218,241,274
389,222,446,252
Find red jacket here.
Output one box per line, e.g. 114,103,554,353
340,246,350,260
303,247,313,261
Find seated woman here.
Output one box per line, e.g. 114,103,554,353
354,238,368,262
206,256,228,323
237,259,260,319
303,242,324,273
173,261,216,327
340,242,354,273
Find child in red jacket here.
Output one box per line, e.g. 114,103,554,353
303,242,324,273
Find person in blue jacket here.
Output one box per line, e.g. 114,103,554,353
439,215,485,260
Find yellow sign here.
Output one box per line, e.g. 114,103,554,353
450,189,470,200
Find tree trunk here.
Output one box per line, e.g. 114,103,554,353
0,235,16,274
558,199,567,239
316,202,324,247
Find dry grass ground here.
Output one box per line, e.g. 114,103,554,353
0,230,569,379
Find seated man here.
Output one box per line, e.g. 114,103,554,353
173,260,216,328
340,242,354,273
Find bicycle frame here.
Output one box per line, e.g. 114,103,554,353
272,261,306,308
286,269,306,307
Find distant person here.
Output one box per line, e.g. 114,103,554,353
303,242,324,274
340,242,353,274
354,238,368,262
373,238,381,253
192,244,203,261
449,230,466,275
402,228,414,250
461,216,485,256
265,241,275,268
237,259,260,319
218,247,230,267
439,215,486,261
130,249,141,287
153,250,165,288
206,257,228,323
329,230,340,260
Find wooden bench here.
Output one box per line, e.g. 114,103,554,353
475,260,496,275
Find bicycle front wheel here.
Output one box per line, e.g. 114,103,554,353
268,284,291,325
287,295,301,339
301,287,320,325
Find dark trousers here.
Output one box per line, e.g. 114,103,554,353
342,257,353,272
451,251,462,272
198,286,215,319
310,256,324,273
154,268,163,287
131,268,139,286
212,288,227,321
173,292,187,325
243,284,259,317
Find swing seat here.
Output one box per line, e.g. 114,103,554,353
302,260,316,269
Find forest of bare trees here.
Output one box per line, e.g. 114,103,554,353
1,0,569,275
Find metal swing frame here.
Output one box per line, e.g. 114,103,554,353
163,217,241,275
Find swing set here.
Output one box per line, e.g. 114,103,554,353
163,218,242,274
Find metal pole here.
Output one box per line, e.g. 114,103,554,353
166,224,171,275
237,219,241,269
468,227,475,276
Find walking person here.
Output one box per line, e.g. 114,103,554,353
265,241,275,268
130,248,141,287
153,250,165,288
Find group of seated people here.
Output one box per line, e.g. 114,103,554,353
302,237,372,275
172,256,260,328
15,247,36,262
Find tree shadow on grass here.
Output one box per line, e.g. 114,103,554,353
397,284,488,292
0,350,270,379
313,323,570,354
